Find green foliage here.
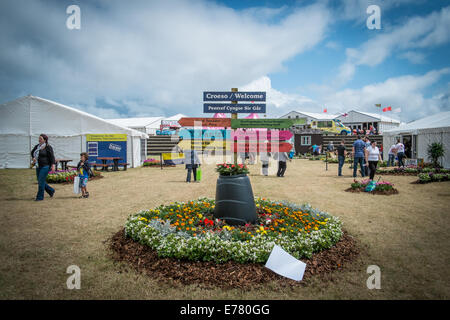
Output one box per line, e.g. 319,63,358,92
216,163,249,176
427,142,445,168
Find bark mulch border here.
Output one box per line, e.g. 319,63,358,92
106,228,360,290
345,187,399,195
376,171,418,176
410,179,450,185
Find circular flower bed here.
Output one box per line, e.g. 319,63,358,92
124,198,343,264
346,179,399,195
143,158,175,167
46,169,102,183
376,166,449,176
416,172,450,184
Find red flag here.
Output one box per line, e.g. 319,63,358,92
323,108,327,113
382,106,392,112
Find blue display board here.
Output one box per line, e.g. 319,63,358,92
86,134,127,165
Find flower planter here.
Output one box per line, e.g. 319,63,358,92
214,174,257,225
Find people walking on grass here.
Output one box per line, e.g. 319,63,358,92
31,134,55,201
327,141,334,152
352,135,366,178
336,140,347,176
275,151,291,177
238,151,246,164
260,141,271,176
387,143,397,167
77,152,92,198
395,139,405,168
365,141,382,181
248,151,256,165
184,148,201,183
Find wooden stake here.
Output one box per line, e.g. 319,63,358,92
231,88,238,164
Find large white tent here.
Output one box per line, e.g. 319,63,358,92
0,95,148,169
383,111,450,168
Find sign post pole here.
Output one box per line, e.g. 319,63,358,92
231,88,238,165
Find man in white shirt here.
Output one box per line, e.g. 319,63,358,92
395,139,405,167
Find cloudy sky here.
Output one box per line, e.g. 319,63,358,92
1,0,449,122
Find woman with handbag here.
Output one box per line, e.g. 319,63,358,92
31,134,56,201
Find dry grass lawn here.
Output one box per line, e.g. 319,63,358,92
0,158,449,299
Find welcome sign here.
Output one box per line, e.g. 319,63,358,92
203,91,266,113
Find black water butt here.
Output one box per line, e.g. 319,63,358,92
214,174,257,225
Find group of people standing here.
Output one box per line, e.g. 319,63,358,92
351,135,383,180
351,125,377,136
387,139,406,167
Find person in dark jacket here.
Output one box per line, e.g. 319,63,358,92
31,134,55,201
184,147,201,183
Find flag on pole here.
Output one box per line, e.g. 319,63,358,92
375,104,381,108
382,106,392,112
341,112,348,117
393,107,401,113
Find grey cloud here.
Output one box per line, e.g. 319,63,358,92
0,0,331,117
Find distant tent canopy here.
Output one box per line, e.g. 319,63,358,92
383,111,450,168
0,95,147,169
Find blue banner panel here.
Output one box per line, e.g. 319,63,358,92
203,91,266,101
203,103,266,113
87,140,127,165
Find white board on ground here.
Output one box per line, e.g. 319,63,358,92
264,245,306,281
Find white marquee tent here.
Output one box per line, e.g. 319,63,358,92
107,113,187,135
0,95,148,169
383,111,450,168
107,117,164,135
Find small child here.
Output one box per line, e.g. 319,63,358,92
77,152,91,198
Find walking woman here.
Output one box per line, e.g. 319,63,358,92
31,134,56,201
365,140,382,181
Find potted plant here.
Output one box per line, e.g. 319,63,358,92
213,163,257,225
427,142,445,169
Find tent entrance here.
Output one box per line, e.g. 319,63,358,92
401,134,416,159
